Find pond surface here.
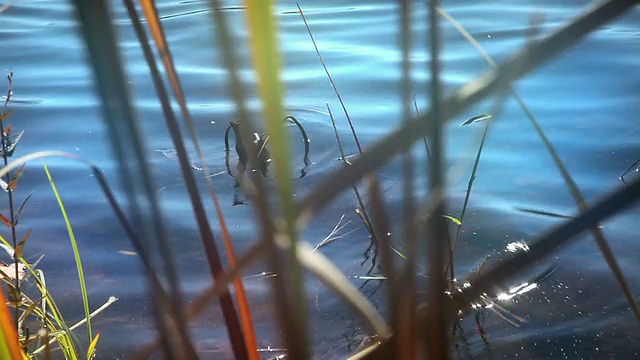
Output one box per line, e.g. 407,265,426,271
1,0,640,358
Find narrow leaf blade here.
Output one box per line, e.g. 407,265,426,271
459,113,492,127
14,229,32,259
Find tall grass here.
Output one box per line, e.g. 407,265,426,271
58,0,640,358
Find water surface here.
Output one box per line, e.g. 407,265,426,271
1,0,639,358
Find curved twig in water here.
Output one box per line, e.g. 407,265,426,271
224,115,311,179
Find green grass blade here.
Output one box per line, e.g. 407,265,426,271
245,2,290,196
31,270,79,359
86,332,99,359
41,159,92,344
0,151,181,358
245,1,310,357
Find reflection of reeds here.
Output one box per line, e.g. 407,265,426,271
69,0,640,359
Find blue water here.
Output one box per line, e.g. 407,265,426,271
1,0,640,358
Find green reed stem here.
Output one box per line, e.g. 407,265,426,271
41,160,92,344
246,2,310,357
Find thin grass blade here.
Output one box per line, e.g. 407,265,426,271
13,191,32,226
515,207,573,220
245,0,310,357
86,332,100,359
41,159,92,343
298,4,362,153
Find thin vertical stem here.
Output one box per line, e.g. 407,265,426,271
0,71,19,330
425,0,450,358
399,0,417,358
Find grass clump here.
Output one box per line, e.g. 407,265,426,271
0,72,117,359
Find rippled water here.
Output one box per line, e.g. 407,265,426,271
1,0,640,358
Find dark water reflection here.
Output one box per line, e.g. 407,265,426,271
1,0,639,358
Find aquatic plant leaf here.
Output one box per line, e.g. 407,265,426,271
5,124,11,136
13,191,33,226
515,207,573,219
7,163,26,191
6,283,21,307
7,180,16,192
0,112,11,121
0,215,12,228
18,297,42,324
27,266,81,359
449,105,496,267
442,214,462,225
2,130,23,157
14,229,31,260
459,113,492,127
87,332,100,359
